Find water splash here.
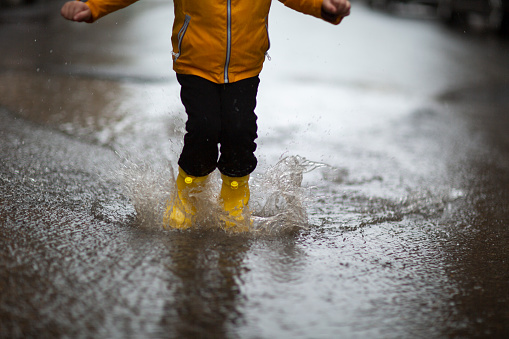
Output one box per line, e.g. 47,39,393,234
249,156,327,233
117,154,327,234
118,155,174,228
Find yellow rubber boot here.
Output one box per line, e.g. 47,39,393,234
163,167,208,230
220,174,251,230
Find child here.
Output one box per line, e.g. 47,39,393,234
61,0,351,230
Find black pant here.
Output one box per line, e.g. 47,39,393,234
176,74,259,178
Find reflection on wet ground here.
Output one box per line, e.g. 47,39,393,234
1,1,509,338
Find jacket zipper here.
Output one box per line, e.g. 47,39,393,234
224,0,232,83
173,14,191,62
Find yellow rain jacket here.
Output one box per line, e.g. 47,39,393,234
85,0,343,84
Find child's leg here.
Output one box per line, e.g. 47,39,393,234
218,76,260,177
217,76,260,229
176,74,222,177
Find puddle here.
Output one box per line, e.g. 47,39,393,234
109,151,466,239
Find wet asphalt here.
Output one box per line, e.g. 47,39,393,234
1,1,509,338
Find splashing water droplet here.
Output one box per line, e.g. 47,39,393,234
249,156,327,233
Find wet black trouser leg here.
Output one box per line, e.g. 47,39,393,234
176,74,259,178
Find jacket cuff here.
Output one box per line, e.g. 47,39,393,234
83,0,100,22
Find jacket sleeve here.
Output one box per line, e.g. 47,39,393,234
84,0,139,21
278,0,343,25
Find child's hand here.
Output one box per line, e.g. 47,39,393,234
61,1,93,23
322,0,351,17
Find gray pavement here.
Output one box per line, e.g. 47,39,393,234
1,1,509,338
